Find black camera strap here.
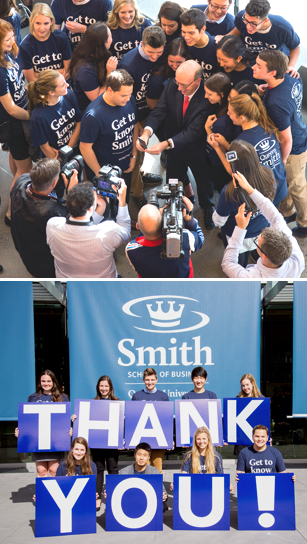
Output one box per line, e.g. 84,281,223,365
66,215,94,226
26,184,64,205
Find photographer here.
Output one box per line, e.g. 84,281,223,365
10,158,78,278
125,193,204,277
221,171,305,278
46,180,131,278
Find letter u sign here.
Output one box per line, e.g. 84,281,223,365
173,474,230,530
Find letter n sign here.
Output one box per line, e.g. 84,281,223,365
35,475,96,537
173,474,230,530
237,474,295,531
105,474,163,531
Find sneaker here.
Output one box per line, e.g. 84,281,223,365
142,173,163,185
204,207,214,230
292,225,307,238
284,211,297,224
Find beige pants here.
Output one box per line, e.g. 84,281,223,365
150,449,165,473
279,148,307,227
130,119,146,199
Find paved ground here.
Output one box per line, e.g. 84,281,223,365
1,460,307,544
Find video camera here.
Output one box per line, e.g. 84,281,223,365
225,151,255,215
148,179,187,259
92,165,122,199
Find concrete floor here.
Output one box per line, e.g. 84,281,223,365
1,460,307,544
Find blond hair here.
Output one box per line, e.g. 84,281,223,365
238,373,262,398
30,3,55,35
181,427,222,474
27,70,60,112
107,0,144,30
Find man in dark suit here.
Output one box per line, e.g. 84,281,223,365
136,60,217,229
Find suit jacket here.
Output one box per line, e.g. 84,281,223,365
146,79,216,161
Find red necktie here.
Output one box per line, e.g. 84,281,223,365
182,95,190,118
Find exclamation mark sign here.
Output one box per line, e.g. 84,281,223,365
255,476,275,528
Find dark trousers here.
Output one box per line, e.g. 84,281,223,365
91,448,119,496
167,150,214,209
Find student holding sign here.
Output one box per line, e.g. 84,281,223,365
181,427,224,474
182,367,217,399
236,425,295,480
234,373,264,456
15,370,69,477
56,437,97,476
132,368,169,473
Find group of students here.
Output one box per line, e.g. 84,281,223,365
15,366,294,513
0,0,306,277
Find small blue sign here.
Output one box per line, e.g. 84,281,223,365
223,398,271,445
175,400,223,446
237,473,295,531
173,474,230,530
35,475,96,537
105,474,163,531
18,402,71,453
124,401,174,449
73,399,125,449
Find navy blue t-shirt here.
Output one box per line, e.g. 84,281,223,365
235,11,300,58
131,389,169,401
0,54,27,135
50,0,112,50
191,4,235,36
19,30,71,74
216,184,269,237
187,33,218,81
182,451,223,473
80,94,137,171
263,75,307,156
73,62,99,112
227,65,261,86
27,392,70,402
5,10,21,46
110,19,152,61
119,47,157,121
237,445,286,473
235,125,288,205
56,460,97,476
31,89,81,151
146,72,168,100
182,390,217,400
206,113,238,165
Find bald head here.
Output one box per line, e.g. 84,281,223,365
137,205,163,240
176,59,202,82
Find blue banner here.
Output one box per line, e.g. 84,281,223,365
223,398,271,445
0,282,35,420
35,475,96,537
175,399,223,446
173,474,230,530
67,282,261,404
293,282,307,416
73,399,125,449
237,473,295,531
124,401,173,449
18,402,71,453
105,474,163,531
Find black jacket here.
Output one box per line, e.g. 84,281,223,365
11,174,67,277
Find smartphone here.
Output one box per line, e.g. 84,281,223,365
138,137,148,150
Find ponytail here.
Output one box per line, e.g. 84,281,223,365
28,70,60,113
229,92,280,141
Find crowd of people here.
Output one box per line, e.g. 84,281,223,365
0,0,306,278
14,367,295,514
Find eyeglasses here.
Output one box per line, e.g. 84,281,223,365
253,236,268,258
242,14,265,29
174,78,197,90
210,2,229,12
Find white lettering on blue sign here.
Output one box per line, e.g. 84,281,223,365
23,404,67,449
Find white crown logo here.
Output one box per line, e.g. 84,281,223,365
292,83,300,98
146,301,185,328
258,139,271,151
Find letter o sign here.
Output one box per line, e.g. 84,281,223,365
111,478,157,529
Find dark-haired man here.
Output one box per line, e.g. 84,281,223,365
221,172,305,277
236,425,295,480
216,0,300,77
182,366,217,399
253,50,307,238
180,8,218,81
46,180,130,277
191,0,235,37
11,158,78,278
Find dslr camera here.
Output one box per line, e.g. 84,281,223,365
148,179,187,259
92,165,122,198
58,145,84,183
